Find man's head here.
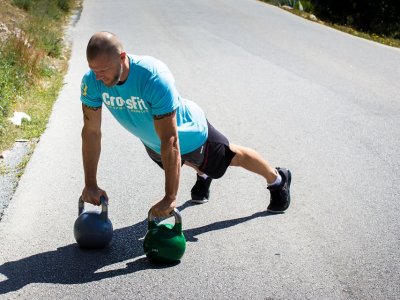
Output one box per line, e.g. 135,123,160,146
86,31,126,87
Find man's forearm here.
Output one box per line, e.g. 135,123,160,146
160,137,180,202
82,128,101,187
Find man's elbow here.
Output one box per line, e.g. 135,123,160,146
81,126,101,141
161,135,179,153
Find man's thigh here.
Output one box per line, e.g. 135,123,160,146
196,122,236,179
143,121,236,179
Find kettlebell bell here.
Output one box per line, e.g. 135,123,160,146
143,208,186,263
74,196,113,249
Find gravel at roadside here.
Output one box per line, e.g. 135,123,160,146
0,140,37,220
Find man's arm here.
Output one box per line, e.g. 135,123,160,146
81,103,107,205
151,110,181,217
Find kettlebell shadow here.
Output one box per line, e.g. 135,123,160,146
0,201,194,295
182,209,273,242
0,201,272,295
0,217,164,295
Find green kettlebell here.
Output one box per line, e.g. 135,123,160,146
143,208,186,263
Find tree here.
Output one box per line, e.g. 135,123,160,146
312,0,400,38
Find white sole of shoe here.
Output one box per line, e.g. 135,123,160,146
190,198,209,204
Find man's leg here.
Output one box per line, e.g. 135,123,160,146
183,120,291,212
228,143,278,184
184,161,213,204
228,143,292,213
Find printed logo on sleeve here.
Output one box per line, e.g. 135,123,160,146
81,82,88,96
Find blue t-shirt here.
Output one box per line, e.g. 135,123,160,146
80,55,208,154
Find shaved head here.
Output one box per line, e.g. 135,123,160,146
86,32,129,87
86,31,123,61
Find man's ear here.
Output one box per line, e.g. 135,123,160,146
120,51,126,60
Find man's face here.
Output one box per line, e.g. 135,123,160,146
88,54,123,87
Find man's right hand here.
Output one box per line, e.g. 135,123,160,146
81,186,108,206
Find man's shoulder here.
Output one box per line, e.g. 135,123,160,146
80,69,103,103
129,54,170,76
81,69,96,83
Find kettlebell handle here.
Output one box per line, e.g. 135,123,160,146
78,196,108,220
147,208,183,234
148,208,182,224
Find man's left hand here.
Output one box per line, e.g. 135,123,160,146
151,196,177,218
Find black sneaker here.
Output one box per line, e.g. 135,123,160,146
190,174,213,204
267,167,292,213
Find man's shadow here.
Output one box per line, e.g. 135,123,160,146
0,201,273,294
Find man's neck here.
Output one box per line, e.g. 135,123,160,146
119,55,130,83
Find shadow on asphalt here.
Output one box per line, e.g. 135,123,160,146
0,201,274,294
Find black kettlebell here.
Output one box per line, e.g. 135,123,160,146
73,196,113,249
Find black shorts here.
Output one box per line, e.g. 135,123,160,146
144,121,236,179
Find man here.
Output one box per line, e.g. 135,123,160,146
80,31,292,218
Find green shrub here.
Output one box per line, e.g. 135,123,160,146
297,0,314,12
312,0,400,38
12,0,75,57
12,0,31,10
0,34,26,117
0,0,76,149
13,0,73,12
58,0,72,11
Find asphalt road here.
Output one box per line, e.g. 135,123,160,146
1,0,399,299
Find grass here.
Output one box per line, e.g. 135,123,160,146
259,0,400,48
0,0,81,153
328,23,400,48
0,161,10,176
16,142,35,178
